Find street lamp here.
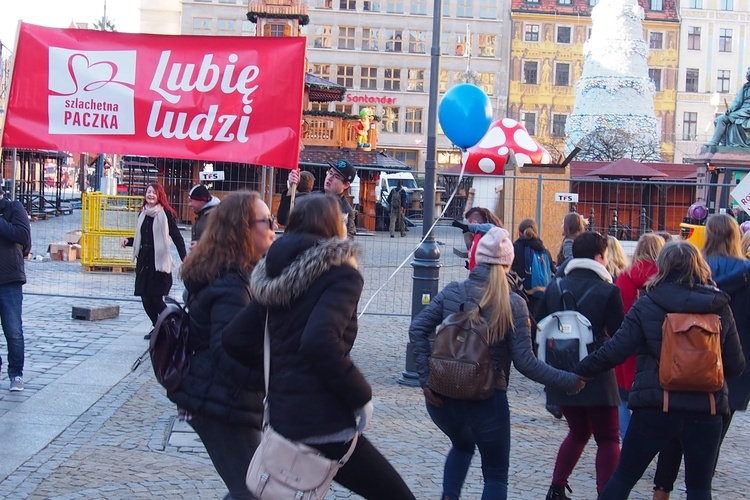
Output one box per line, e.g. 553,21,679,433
398,0,443,386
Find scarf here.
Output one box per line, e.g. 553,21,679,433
564,257,613,283
132,204,173,273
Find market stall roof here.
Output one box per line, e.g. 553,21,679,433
305,73,346,103
299,147,411,172
571,160,696,181
585,158,668,179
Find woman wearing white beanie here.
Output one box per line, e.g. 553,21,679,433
410,226,585,500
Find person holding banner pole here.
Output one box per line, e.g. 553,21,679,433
277,170,315,226
121,184,187,339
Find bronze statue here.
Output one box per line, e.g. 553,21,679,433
706,67,750,148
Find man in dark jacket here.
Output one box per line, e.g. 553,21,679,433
187,184,220,250
535,231,625,498
0,187,31,392
287,161,358,237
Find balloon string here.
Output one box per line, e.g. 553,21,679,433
358,158,467,319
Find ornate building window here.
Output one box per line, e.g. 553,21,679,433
685,68,699,92
407,69,425,92
478,34,496,57
381,107,399,133
523,61,539,84
524,24,540,42
683,112,697,140
717,70,731,93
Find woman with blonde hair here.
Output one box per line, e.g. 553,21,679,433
170,190,277,499
574,241,744,499
652,214,750,499
740,227,750,258
224,194,415,499
614,232,665,439
606,235,629,280
557,212,587,265
411,227,584,499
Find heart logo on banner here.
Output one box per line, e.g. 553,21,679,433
66,53,120,93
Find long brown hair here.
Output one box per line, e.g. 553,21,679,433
647,241,712,291
143,183,177,218
180,191,264,284
285,194,345,239
703,213,743,259
630,232,664,265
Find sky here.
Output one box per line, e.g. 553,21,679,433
0,0,140,52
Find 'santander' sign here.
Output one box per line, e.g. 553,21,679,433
2,24,305,169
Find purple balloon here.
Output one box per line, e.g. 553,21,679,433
688,203,708,221
741,221,750,234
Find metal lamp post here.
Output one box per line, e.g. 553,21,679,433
398,0,443,386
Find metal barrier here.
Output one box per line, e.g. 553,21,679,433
81,192,140,270
24,174,729,318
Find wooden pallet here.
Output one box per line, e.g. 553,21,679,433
81,264,135,274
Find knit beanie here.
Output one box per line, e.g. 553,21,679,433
475,227,514,266
188,184,211,201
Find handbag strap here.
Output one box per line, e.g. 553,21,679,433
263,311,359,465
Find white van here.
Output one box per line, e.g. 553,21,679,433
350,171,423,210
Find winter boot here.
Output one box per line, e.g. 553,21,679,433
546,484,572,500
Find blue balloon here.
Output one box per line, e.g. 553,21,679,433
438,83,493,149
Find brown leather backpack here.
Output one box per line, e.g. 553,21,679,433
428,282,496,400
659,312,723,414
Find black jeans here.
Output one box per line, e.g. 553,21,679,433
311,435,415,500
189,413,261,500
599,408,722,500
653,410,735,492
141,295,166,326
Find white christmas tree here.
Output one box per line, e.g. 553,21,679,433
565,0,661,160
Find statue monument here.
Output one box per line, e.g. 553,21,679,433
705,67,750,148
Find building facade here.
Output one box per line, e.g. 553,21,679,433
674,0,750,163
509,0,679,162
139,0,512,171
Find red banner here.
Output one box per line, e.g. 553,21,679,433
2,24,306,169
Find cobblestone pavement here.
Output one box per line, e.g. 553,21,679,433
0,214,747,498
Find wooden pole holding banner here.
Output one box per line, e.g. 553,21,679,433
289,182,297,212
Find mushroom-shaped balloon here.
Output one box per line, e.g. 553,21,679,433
462,118,552,175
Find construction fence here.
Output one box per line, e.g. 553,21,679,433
22,173,713,317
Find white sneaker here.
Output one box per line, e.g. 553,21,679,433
9,376,24,392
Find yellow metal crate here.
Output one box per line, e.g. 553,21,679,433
81,233,135,268
82,192,142,233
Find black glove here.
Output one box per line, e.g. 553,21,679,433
452,219,470,233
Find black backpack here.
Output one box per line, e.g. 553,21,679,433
1,200,32,257
149,296,194,391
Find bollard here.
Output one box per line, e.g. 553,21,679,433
398,237,442,386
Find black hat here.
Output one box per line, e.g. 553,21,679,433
327,160,357,184
188,184,211,201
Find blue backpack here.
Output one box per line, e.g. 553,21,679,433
523,247,553,299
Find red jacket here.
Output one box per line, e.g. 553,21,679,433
614,259,658,390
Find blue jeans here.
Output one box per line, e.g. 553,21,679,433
0,283,24,379
600,408,722,500
427,390,510,500
618,387,631,440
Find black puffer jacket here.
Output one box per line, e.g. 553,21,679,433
575,280,745,415
223,234,370,441
535,258,625,406
706,255,750,411
0,199,30,286
410,264,579,393
167,271,264,427
512,236,555,313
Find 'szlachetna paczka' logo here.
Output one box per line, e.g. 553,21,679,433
48,48,136,135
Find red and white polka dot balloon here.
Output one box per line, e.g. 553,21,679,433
462,118,552,175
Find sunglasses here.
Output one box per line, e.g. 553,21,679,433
252,215,276,229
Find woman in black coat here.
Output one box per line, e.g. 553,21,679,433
122,183,186,339
574,241,745,499
534,231,625,499
224,194,414,499
169,191,277,499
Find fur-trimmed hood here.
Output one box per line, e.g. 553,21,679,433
250,233,360,308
